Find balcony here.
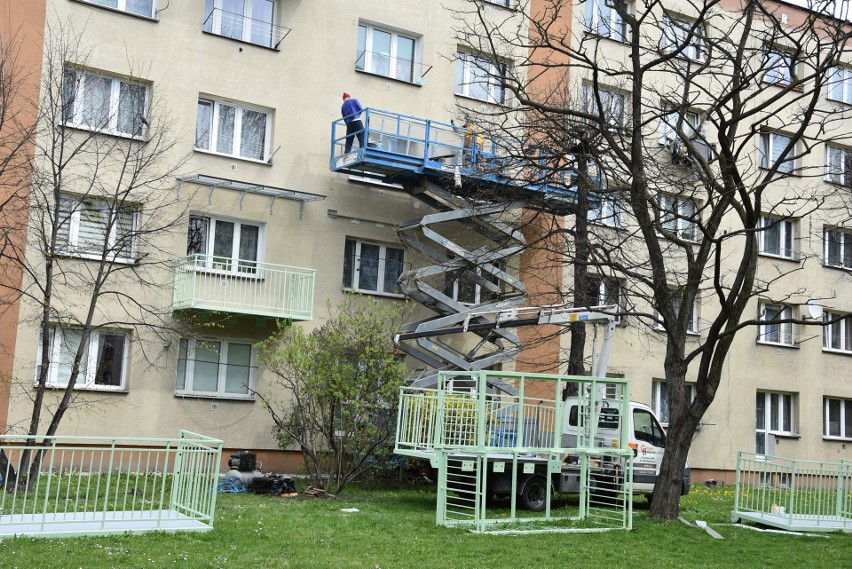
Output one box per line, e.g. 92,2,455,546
173,255,314,320
202,8,292,50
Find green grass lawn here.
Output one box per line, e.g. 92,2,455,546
1,483,849,568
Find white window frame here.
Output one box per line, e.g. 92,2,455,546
176,338,256,400
658,109,701,145
583,0,628,42
651,380,696,425
56,193,139,263
356,22,421,84
758,302,795,346
823,311,852,353
824,397,852,440
455,51,507,105
824,227,852,269
764,49,795,85
79,0,157,17
654,290,699,334
195,97,272,162
446,265,500,306
202,0,276,48
343,238,405,296
581,85,627,129
759,216,797,260
62,67,149,139
661,15,704,62
756,390,797,455
759,132,796,173
826,66,852,104
588,193,625,228
186,214,265,275
37,327,129,391
825,145,852,187
658,194,698,241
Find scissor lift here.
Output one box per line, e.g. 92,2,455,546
331,109,598,386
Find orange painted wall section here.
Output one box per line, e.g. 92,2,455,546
0,0,46,432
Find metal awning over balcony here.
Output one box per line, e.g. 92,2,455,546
202,8,292,50
177,175,325,217
173,255,315,321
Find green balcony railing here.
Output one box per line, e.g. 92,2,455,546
173,255,315,320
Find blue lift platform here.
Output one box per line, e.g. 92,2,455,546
330,108,580,212
329,109,592,388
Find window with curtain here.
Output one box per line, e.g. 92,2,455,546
824,397,852,439
759,132,795,173
756,391,796,454
581,85,627,129
658,194,698,241
343,239,405,295
583,0,628,42
56,194,138,262
824,227,852,269
177,338,256,398
763,49,795,84
827,66,852,104
36,326,128,390
82,0,156,18
758,302,794,346
186,215,263,274
195,97,271,161
62,67,148,138
661,15,704,61
825,145,852,186
356,23,420,83
823,312,852,353
759,216,796,259
455,51,507,104
203,0,276,48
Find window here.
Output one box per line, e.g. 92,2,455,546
826,66,852,104
633,408,666,448
658,109,701,145
661,15,704,62
37,327,128,390
651,380,696,424
824,227,852,269
56,194,138,262
356,23,419,83
588,193,624,228
445,266,499,305
759,216,796,259
654,290,699,333
585,276,622,322
581,85,627,129
756,391,796,454
763,49,795,85
455,51,506,104
759,132,795,173
177,338,255,398
343,239,405,295
186,215,263,274
583,0,628,42
62,67,148,138
195,97,271,161
825,146,852,187
823,311,852,353
658,194,697,241
81,0,155,17
758,302,794,346
203,0,276,48
824,397,852,439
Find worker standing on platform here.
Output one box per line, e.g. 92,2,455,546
341,93,366,153
463,120,484,167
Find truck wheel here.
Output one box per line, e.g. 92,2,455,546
519,476,548,512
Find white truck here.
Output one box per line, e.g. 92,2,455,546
481,397,690,511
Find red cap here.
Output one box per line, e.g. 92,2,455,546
342,93,351,100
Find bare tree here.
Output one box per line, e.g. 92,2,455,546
449,0,852,519
0,21,191,488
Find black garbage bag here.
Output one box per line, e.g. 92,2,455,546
248,474,297,495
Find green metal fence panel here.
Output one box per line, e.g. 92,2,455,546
403,371,633,534
0,431,223,538
732,451,852,532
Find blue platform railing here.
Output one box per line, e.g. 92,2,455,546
329,109,580,203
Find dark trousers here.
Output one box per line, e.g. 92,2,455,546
345,120,366,153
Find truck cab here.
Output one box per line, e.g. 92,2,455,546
559,398,690,498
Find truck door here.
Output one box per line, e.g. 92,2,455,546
631,408,666,493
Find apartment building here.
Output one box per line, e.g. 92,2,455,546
1,0,850,480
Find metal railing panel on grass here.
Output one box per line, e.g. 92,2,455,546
0,431,223,538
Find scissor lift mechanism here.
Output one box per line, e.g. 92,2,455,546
330,109,614,387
